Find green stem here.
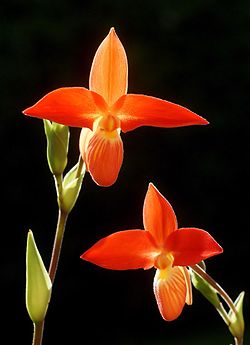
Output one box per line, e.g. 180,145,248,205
31,208,68,345
191,264,237,315
191,265,244,345
49,173,69,283
31,174,68,345
48,208,68,283
54,174,63,206
32,322,44,345
31,159,84,345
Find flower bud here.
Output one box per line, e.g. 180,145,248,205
26,230,52,324
62,161,85,213
44,120,69,175
228,291,245,339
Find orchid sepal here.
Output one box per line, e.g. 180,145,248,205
228,291,245,339
61,161,86,213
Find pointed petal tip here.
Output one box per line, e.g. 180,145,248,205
148,182,158,190
80,248,93,263
200,117,209,125
217,243,223,254
80,252,85,260
190,113,209,126
22,106,32,115
147,182,161,196
109,27,116,34
210,237,223,256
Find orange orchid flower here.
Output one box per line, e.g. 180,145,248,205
81,183,223,321
23,28,208,187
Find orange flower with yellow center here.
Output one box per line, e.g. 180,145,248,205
81,183,223,320
23,28,208,186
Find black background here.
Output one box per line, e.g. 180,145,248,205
1,0,249,344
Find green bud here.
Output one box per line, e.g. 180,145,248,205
228,291,245,339
61,161,85,213
26,230,52,324
44,120,69,175
190,263,221,308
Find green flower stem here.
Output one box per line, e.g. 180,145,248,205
191,264,243,345
49,156,84,282
31,174,68,345
48,207,68,283
31,206,68,345
191,264,237,314
31,158,85,345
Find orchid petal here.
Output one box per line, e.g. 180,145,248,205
89,28,128,107
153,266,188,321
181,267,192,305
23,87,107,129
112,94,208,133
166,228,223,266
80,127,124,187
81,230,158,270
143,183,178,248
79,127,93,165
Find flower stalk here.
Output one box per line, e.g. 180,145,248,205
190,264,244,345
48,207,68,284
190,264,237,314
32,322,44,345
31,156,85,345
31,199,66,345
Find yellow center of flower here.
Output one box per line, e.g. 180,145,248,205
92,113,121,140
154,252,174,270
98,113,121,132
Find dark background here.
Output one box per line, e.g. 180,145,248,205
1,0,249,344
